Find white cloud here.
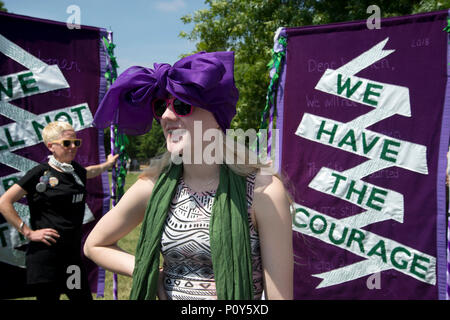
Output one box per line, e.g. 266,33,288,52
154,0,187,12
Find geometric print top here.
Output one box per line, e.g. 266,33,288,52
160,173,264,300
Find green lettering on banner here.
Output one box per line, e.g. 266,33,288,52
32,117,53,141
380,139,401,163
0,77,13,100
362,83,383,106
390,246,411,269
71,105,87,126
0,226,8,247
366,187,388,211
32,120,45,141
329,223,348,245
4,128,25,147
337,129,357,151
367,240,387,263
336,74,362,98
331,172,347,193
0,104,93,159
361,132,380,154
346,229,365,254
310,215,327,234
293,208,309,228
410,254,430,280
292,203,437,286
345,180,367,205
17,72,39,95
317,120,338,144
54,112,73,125
2,177,18,191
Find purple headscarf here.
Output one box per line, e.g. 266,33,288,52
93,51,239,135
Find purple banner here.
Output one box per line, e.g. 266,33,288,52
278,11,449,299
0,11,109,297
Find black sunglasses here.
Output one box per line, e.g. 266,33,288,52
152,97,194,119
52,139,82,148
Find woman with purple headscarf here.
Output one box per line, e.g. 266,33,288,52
84,51,293,300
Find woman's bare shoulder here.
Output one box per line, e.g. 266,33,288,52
137,174,157,187
133,175,156,193
253,171,286,196
252,171,291,221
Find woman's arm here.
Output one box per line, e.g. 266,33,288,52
85,154,119,179
0,184,59,245
83,177,155,276
0,184,28,233
253,174,293,300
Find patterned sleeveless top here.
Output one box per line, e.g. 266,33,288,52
160,174,263,300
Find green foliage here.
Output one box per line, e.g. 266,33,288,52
133,120,166,161
123,0,449,160
0,1,7,12
104,120,165,163
180,0,449,132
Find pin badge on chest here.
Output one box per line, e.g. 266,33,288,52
36,171,50,192
49,176,59,187
36,181,47,192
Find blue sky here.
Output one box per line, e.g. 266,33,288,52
3,0,208,72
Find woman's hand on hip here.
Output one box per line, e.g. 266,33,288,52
28,228,60,246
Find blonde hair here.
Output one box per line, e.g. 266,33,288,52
140,129,295,218
42,121,75,144
140,130,275,178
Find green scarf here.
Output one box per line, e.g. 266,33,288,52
129,163,254,300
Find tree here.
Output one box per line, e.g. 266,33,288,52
180,0,449,132
0,1,7,12
133,121,166,162
124,0,449,161
104,120,166,163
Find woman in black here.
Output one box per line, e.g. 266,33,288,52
0,121,117,300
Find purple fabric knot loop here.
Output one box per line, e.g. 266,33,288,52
169,54,225,90
127,67,158,106
94,51,239,135
153,63,170,96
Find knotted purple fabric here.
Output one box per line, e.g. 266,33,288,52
93,51,239,135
